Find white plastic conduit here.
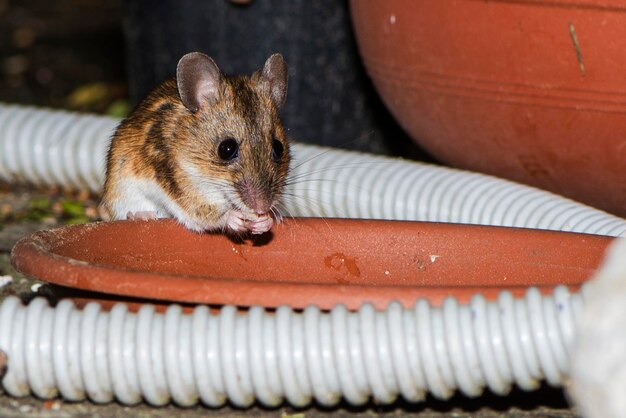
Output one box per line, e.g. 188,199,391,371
0,102,624,407
285,145,626,236
0,103,624,235
0,104,626,236
0,287,584,407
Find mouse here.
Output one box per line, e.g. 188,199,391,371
99,52,290,235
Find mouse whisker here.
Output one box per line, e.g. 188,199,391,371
286,131,376,172
287,159,387,177
272,200,292,218
272,201,301,234
269,206,284,224
279,192,345,219
285,161,390,184
284,174,378,197
271,202,298,240
280,196,335,234
281,178,343,189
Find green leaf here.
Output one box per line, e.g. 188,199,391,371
61,200,85,217
106,99,131,118
25,197,53,221
29,197,52,210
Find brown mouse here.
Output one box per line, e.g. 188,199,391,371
99,52,290,234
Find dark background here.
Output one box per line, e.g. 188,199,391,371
0,0,428,159
0,0,126,112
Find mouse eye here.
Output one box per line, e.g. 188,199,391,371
272,138,284,161
218,138,239,161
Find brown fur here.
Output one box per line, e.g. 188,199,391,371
99,58,290,229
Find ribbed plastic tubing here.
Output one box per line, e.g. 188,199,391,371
0,103,624,236
0,103,624,407
0,287,585,407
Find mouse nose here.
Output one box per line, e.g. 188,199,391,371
254,206,269,216
250,196,271,215
239,180,271,215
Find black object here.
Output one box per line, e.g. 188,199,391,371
123,0,424,157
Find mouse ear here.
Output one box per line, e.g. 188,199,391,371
176,52,222,113
261,53,288,108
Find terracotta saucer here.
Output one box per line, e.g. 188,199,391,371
10,218,613,310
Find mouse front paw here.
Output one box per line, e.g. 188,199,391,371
126,211,158,221
225,211,248,233
225,211,273,234
247,215,273,235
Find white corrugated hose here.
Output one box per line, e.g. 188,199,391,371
0,103,624,407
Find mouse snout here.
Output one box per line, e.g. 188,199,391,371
238,180,271,215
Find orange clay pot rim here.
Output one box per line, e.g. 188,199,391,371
10,218,612,310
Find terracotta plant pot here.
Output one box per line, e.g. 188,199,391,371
350,0,626,217
10,218,612,310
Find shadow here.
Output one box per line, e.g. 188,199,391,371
224,230,275,247
29,284,202,312
32,284,277,314
279,384,572,416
